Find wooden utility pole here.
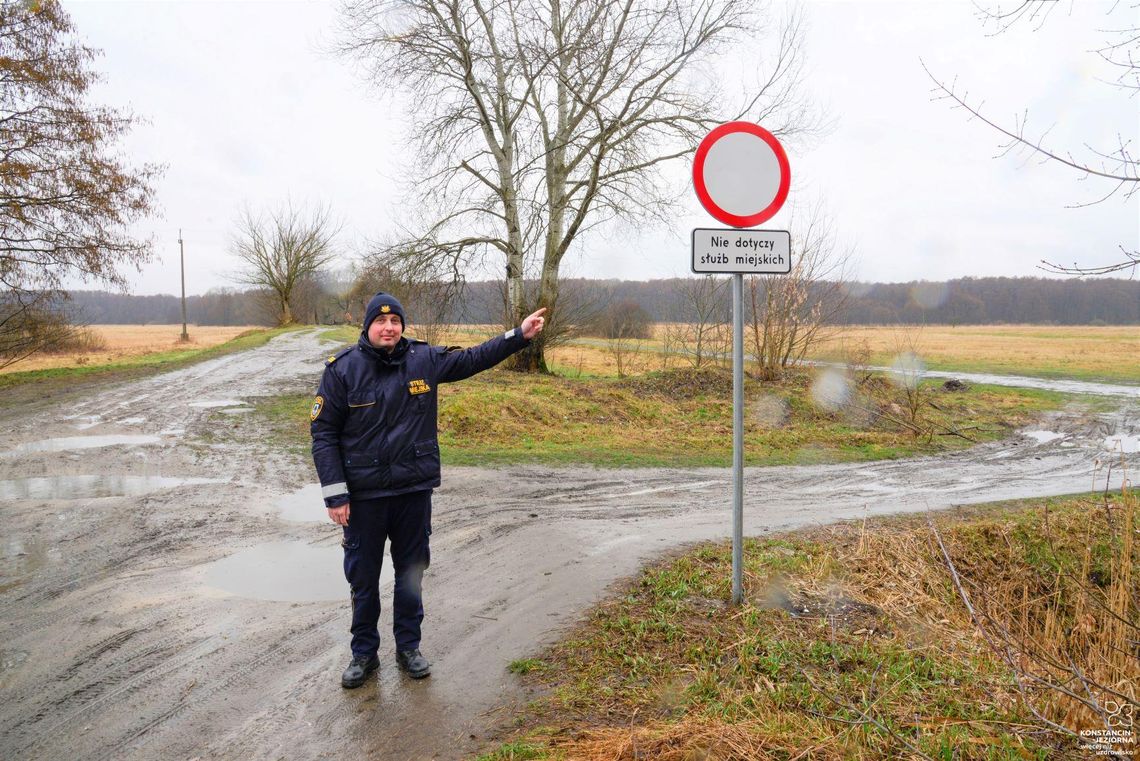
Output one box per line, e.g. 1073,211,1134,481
179,229,190,342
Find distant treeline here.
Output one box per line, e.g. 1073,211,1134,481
65,289,276,326
66,276,1139,327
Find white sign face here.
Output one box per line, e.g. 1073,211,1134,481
692,122,791,228
691,228,792,274
702,132,783,218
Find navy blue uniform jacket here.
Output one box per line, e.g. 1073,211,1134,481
311,328,529,507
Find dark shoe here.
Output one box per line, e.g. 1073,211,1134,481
395,649,431,679
341,654,379,688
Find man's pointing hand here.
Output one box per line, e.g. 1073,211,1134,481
521,307,548,340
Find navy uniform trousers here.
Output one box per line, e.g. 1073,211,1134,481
341,490,432,657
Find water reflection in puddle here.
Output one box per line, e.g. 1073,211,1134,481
1104,434,1139,454
0,475,223,500
3,535,60,574
203,541,393,602
3,435,162,455
189,400,246,409
276,485,325,522
1023,430,1064,445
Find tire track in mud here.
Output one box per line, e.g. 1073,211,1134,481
6,631,222,757
82,618,332,761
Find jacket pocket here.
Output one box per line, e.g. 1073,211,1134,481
344,455,388,493
344,393,378,436
389,439,440,488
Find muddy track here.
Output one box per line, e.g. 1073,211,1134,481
0,330,1135,760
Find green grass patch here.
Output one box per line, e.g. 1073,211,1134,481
254,365,1063,468
508,658,548,676
473,741,549,761
488,492,1138,759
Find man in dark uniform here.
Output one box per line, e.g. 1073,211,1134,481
311,291,546,688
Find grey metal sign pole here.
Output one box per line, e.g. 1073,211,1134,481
691,121,791,608
732,273,744,605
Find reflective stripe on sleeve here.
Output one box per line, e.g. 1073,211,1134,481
322,482,348,499
504,328,516,340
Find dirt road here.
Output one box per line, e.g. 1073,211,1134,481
1,330,1135,760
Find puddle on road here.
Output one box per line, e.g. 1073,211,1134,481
2,434,162,455
189,399,246,409
3,535,60,575
218,407,253,415
203,541,393,602
276,485,326,522
1023,430,1064,445
1104,434,1139,454
0,475,224,500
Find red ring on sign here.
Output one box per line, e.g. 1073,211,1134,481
692,122,791,228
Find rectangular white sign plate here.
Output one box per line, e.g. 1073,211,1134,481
691,228,792,274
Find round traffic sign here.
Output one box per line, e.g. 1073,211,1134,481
692,122,790,228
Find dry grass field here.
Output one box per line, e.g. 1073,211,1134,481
806,324,1140,383
442,323,1139,383
0,325,262,375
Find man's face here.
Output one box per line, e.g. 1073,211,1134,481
367,312,403,350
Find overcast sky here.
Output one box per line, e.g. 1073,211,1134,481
65,0,1138,296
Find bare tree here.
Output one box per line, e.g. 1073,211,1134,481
923,1,1138,276
231,202,340,325
337,0,816,371
1,0,161,366
667,275,728,369
746,204,852,380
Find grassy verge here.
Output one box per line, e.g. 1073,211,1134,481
0,326,299,405
483,490,1138,760
254,364,1065,468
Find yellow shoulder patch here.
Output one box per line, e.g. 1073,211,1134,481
327,355,337,364
310,395,324,421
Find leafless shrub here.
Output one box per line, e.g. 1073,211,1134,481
930,482,1139,745
747,204,853,381
606,336,646,379
669,276,729,370
40,325,108,355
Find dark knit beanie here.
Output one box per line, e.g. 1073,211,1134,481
363,292,406,330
